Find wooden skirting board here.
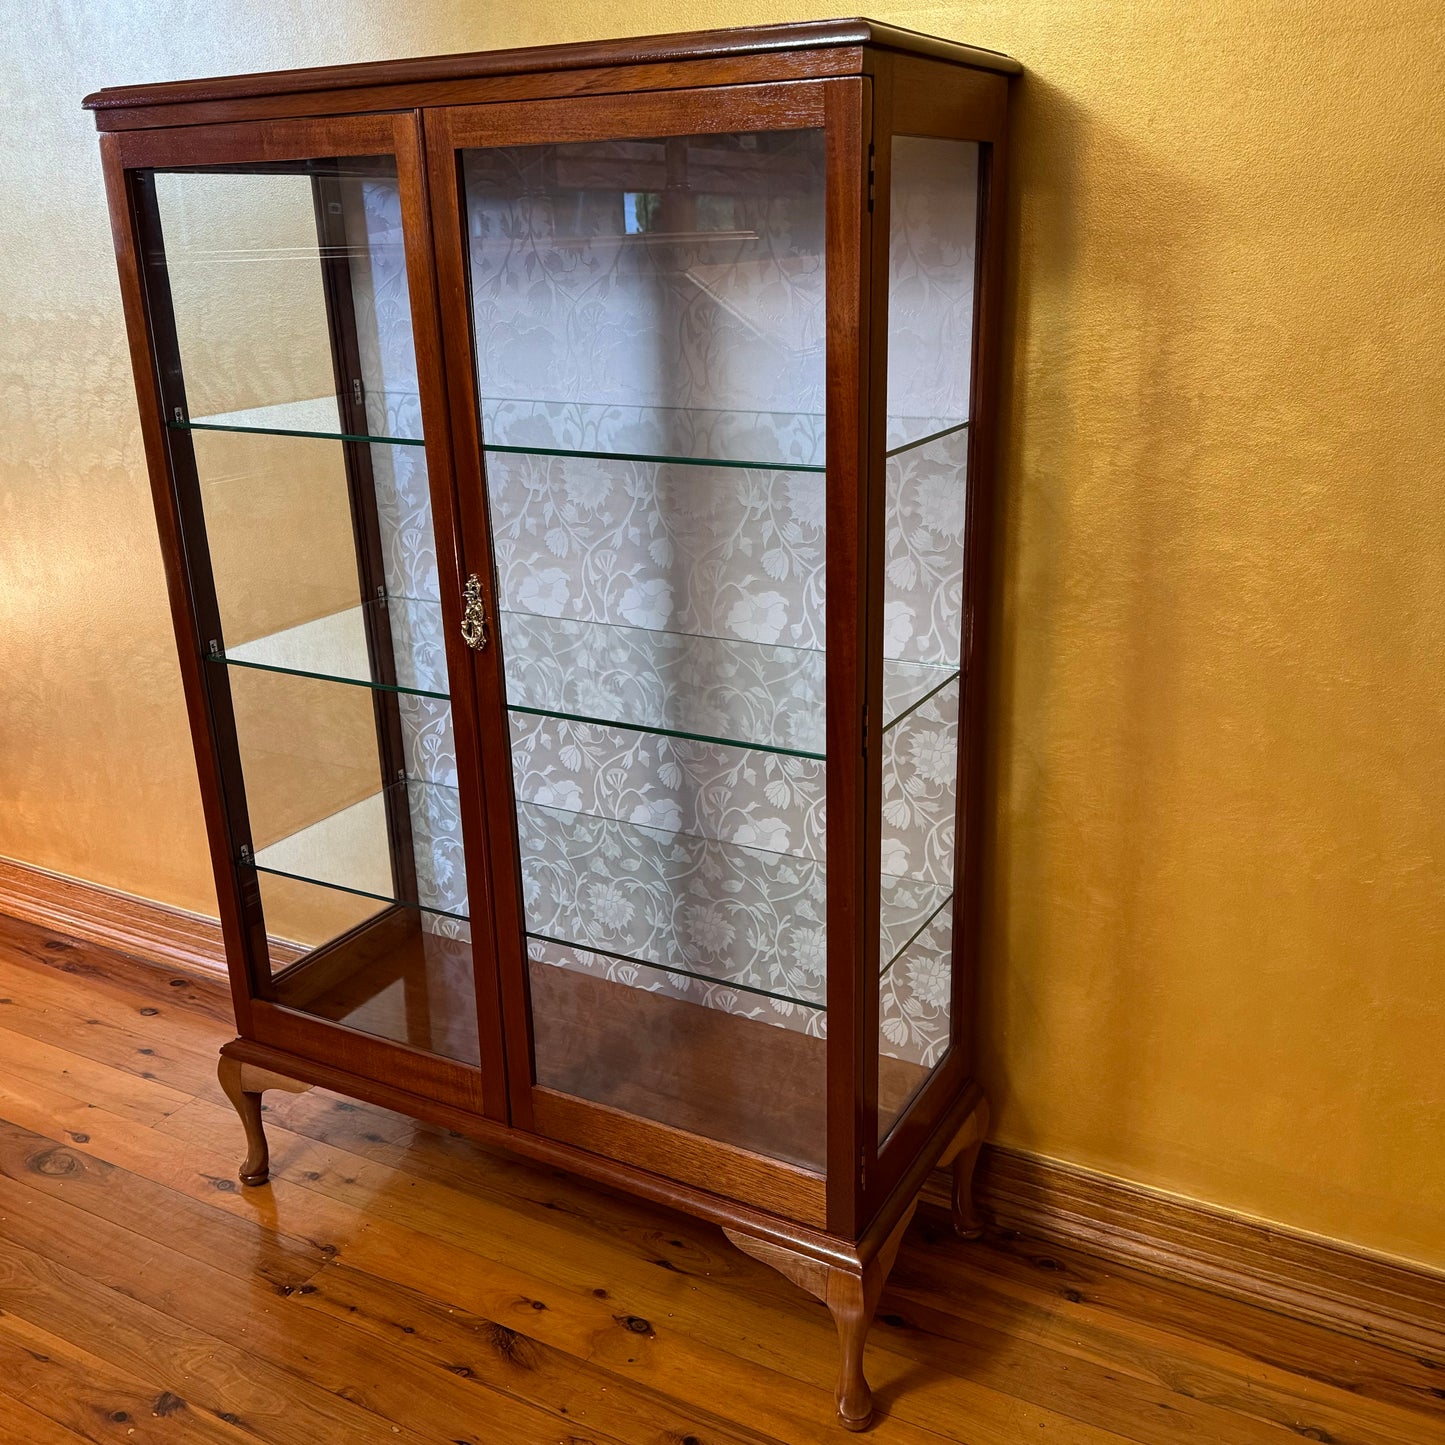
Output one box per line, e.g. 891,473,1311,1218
1,855,1440,1361
924,1145,1445,1362
0,856,225,978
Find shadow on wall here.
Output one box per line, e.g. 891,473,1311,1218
980,69,1205,1157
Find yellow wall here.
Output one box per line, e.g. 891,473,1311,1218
1,2,1441,1269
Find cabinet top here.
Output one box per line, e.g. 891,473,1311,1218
82,17,1019,114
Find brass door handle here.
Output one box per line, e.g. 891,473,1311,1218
461,574,489,650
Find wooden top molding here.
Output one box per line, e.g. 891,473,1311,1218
82,18,1019,114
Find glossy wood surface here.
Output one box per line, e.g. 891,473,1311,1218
82,19,1019,115
1,911,1440,1445
821,74,872,1239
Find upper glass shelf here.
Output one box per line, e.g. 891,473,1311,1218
211,596,449,699
169,391,966,466
171,394,424,447
479,396,966,470
500,610,958,759
519,800,954,1010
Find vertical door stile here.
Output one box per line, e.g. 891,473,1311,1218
417,105,537,1126
823,74,875,1239
859,55,895,1214
396,107,513,1117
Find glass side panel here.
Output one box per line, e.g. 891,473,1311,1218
147,158,476,1068
464,128,829,1169
877,138,981,1138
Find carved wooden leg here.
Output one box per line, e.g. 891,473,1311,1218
725,1202,916,1431
939,1092,990,1240
217,1054,310,1186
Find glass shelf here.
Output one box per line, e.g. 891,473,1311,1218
211,600,955,757
886,417,969,457
244,774,953,1013
480,396,828,472
214,596,449,699
519,801,953,1010
479,396,965,469
170,391,965,467
171,394,424,447
500,610,958,759
243,776,468,922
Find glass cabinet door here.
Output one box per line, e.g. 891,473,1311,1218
126,118,493,1092
436,92,845,1182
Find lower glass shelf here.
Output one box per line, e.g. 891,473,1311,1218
245,776,469,923
517,800,952,1009
243,778,952,1016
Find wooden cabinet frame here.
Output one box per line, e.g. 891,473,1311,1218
88,21,1017,1429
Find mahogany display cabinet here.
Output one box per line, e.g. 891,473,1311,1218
86,19,1016,1430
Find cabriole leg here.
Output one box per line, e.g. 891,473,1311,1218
940,1092,991,1240
724,1202,916,1431
217,1053,311,1186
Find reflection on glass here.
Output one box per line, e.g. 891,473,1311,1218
465,128,830,1168
878,138,981,1138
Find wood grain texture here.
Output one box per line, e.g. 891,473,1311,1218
1,910,1441,1445
88,51,865,134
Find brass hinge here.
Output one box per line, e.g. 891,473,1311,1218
867,145,876,212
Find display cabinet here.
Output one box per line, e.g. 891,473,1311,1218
87,20,1016,1429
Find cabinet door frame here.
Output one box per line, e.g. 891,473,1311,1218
100,111,506,1115
424,78,871,1231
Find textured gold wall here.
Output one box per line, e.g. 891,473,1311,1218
2,1,1441,1268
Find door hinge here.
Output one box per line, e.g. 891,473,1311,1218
867,144,876,212
352,377,364,407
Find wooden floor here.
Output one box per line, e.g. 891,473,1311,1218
0,911,1441,1445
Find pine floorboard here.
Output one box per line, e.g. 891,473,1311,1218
0,910,1441,1445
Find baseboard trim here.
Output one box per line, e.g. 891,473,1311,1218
922,1144,1445,1359
0,856,226,978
